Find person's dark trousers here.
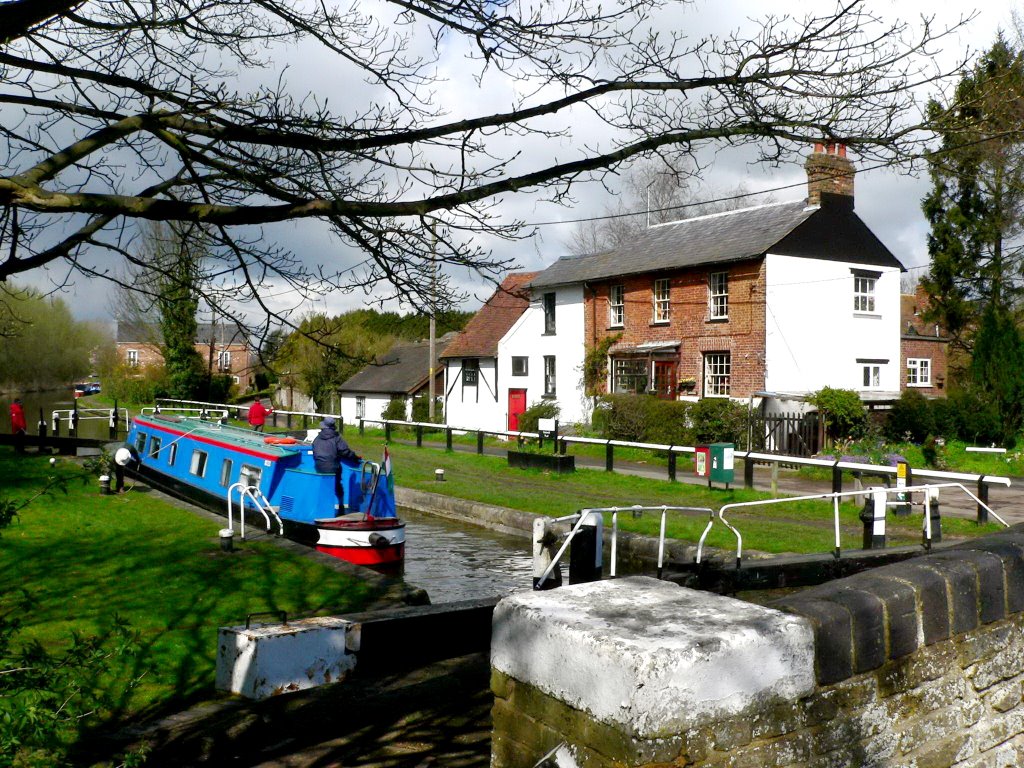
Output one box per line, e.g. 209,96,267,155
14,430,25,454
253,424,264,432
333,468,345,512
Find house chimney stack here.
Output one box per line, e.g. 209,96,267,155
805,142,854,206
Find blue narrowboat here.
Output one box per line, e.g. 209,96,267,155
120,413,404,567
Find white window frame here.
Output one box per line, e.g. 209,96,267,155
543,293,556,335
217,350,232,371
704,352,731,397
543,355,556,396
190,449,208,477
167,443,177,466
652,278,671,324
907,358,931,387
355,396,366,418
148,436,162,459
127,349,139,367
854,276,876,313
609,285,625,328
709,272,729,319
612,358,648,394
862,364,881,389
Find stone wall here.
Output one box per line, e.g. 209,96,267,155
490,529,1024,767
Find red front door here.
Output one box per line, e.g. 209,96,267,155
508,389,527,430
654,361,678,399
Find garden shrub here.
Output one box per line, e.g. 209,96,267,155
411,395,442,424
381,396,407,421
689,397,746,445
885,389,934,443
518,400,560,433
643,398,693,446
947,388,1004,446
594,394,650,442
808,387,866,444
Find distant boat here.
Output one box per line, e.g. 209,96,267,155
73,382,101,397
121,414,405,568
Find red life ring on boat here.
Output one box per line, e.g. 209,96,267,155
264,436,297,445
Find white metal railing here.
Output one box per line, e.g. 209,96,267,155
695,482,1009,568
534,505,714,588
51,407,130,433
155,398,339,427
227,482,284,539
142,405,230,419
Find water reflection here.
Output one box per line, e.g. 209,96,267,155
400,507,535,603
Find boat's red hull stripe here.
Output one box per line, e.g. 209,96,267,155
134,418,282,460
316,543,405,566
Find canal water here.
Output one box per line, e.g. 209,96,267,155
400,507,535,602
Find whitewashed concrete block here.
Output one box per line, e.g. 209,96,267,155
491,576,815,738
216,616,357,699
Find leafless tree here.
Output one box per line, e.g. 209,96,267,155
0,0,970,343
566,159,774,255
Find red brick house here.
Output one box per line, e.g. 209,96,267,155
530,144,906,402
900,285,949,397
115,321,256,389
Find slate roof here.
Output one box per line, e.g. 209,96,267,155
440,272,539,359
116,320,248,346
339,332,457,395
531,195,904,288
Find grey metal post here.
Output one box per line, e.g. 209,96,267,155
977,479,989,524
927,487,942,545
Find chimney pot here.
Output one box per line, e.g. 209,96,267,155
805,142,854,206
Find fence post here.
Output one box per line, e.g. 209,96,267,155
668,450,676,482
831,462,842,495
287,411,293,429
359,419,365,436
416,424,423,448
38,408,47,451
568,512,603,585
770,460,779,496
70,402,78,437
605,442,614,472
303,414,308,430
860,489,887,549
977,479,990,524
385,421,392,441
927,487,942,545
446,428,453,452
52,411,60,437
476,431,484,454
743,455,754,489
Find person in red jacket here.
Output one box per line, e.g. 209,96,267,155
247,399,272,431
9,398,26,453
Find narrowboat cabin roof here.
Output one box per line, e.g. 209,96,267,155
132,414,304,458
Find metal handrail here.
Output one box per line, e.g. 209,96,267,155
535,505,714,587
227,482,284,539
696,482,1009,568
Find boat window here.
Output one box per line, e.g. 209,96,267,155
239,464,262,489
135,432,147,454
167,443,177,466
190,450,208,477
148,436,161,460
219,459,233,487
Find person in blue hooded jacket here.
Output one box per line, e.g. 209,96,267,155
312,417,361,511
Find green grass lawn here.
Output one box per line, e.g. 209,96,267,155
339,434,1005,555
0,448,390,729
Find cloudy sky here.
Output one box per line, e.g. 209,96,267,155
15,0,1013,326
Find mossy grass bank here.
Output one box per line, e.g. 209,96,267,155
0,447,393,727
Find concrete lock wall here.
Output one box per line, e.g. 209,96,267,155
490,528,1024,768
